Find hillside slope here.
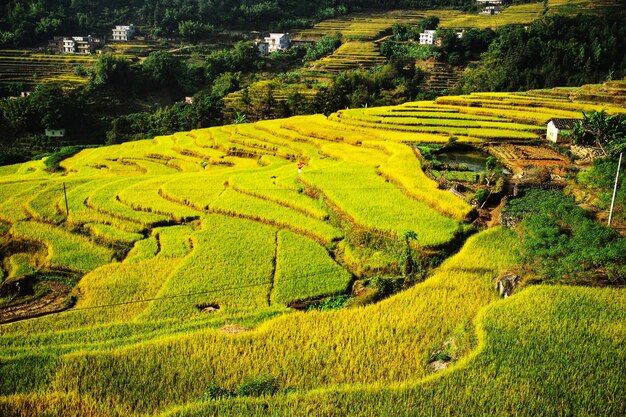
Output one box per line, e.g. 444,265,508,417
0,89,625,415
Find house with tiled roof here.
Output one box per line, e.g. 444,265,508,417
546,118,579,143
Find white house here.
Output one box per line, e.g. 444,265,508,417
45,129,66,138
546,118,578,143
112,24,135,41
255,40,269,56
419,30,437,45
264,33,290,53
480,6,501,15
60,36,100,54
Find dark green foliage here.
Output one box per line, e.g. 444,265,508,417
370,275,404,298
91,54,137,88
420,16,440,31
40,145,95,171
577,156,626,222
304,33,342,61
204,42,262,81
568,111,626,157
307,295,350,311
0,1,474,46
436,28,495,66
178,20,213,42
236,374,280,397
142,51,186,89
503,190,626,284
200,383,235,401
461,14,626,92
313,62,426,115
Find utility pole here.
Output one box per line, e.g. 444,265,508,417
608,152,623,227
63,182,69,216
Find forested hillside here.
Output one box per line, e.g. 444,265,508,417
1,0,475,46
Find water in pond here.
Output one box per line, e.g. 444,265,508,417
435,149,490,172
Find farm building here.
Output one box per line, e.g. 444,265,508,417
476,0,503,15
112,24,135,41
49,35,103,54
546,118,579,143
255,40,269,56
264,33,290,53
45,129,66,138
419,30,437,45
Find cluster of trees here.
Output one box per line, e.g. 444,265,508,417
503,189,626,284
304,33,342,61
380,18,494,66
568,111,626,158
461,14,626,92
227,60,428,121
0,84,99,164
0,0,473,46
576,157,625,224
0,41,263,157
379,17,440,60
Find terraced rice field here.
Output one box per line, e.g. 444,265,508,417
296,10,425,41
529,77,626,105
437,0,619,29
0,50,95,89
0,90,624,416
299,0,604,78
311,41,386,73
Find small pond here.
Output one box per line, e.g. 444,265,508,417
435,148,490,172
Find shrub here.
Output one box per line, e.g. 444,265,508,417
200,383,234,401
237,373,280,397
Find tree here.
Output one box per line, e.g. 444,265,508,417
421,16,440,31
142,51,185,89
569,111,626,157
92,54,135,88
178,20,213,42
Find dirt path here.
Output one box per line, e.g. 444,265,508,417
0,281,73,325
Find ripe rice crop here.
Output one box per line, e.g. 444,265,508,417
117,177,201,222
228,164,329,220
210,188,342,244
7,253,37,278
1,85,624,417
0,182,41,223
9,221,113,273
73,258,184,323
45,228,519,414
162,285,625,417
84,223,144,245
299,159,460,246
86,178,171,226
152,225,195,259
271,230,352,306
377,142,472,220
124,237,159,263
24,181,87,224
140,214,277,318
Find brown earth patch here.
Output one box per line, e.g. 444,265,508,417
219,324,248,334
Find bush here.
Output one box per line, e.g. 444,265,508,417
40,145,95,172
200,382,234,401
503,189,626,284
236,373,279,397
